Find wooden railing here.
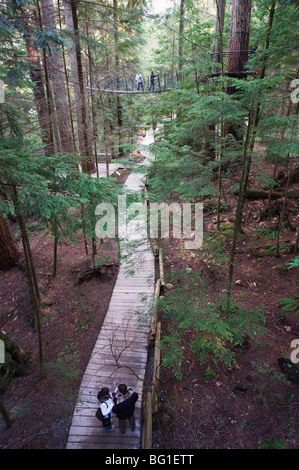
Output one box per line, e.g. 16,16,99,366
142,238,164,449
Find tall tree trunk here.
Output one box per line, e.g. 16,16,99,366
11,187,43,371
226,0,252,140
259,0,276,80
63,0,86,158
39,0,76,156
24,28,54,156
227,104,255,306
214,0,226,66
228,0,252,73
57,0,77,155
64,0,95,172
0,216,20,270
85,1,99,176
35,2,61,154
178,0,185,81
204,0,226,159
113,0,124,158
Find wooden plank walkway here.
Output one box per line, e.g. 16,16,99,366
91,163,124,178
66,131,155,449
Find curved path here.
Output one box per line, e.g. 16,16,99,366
66,131,155,449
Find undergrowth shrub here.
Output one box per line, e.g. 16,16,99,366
158,271,267,380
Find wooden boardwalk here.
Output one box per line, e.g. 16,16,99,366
91,163,123,178
66,132,155,449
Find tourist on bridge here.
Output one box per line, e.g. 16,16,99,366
249,44,258,55
135,71,144,92
97,387,115,431
112,384,138,433
149,71,157,91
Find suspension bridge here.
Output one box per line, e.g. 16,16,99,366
86,71,183,94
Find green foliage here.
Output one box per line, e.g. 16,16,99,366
251,361,290,408
258,439,287,450
158,272,267,380
147,139,216,202
200,232,228,272
278,293,299,315
256,228,278,239
278,258,299,314
45,343,81,386
287,257,299,269
159,327,185,380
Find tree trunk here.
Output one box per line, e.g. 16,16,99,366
233,189,299,200
57,0,77,155
227,107,254,306
113,0,124,158
214,0,226,66
85,1,99,176
259,0,276,80
11,188,43,371
64,0,94,173
178,0,185,81
39,0,76,156
205,0,226,159
0,216,20,270
226,0,252,140
24,19,54,156
64,0,87,159
228,0,252,72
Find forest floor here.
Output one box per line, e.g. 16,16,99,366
150,147,299,450
0,138,299,450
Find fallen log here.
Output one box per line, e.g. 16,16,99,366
233,189,299,200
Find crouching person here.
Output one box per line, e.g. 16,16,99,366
112,384,138,433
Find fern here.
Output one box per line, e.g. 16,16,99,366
256,228,278,239
278,259,299,314
287,257,299,269
278,294,299,315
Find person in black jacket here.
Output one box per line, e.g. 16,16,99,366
112,384,138,433
149,71,157,91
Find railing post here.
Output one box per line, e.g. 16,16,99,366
143,391,152,449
